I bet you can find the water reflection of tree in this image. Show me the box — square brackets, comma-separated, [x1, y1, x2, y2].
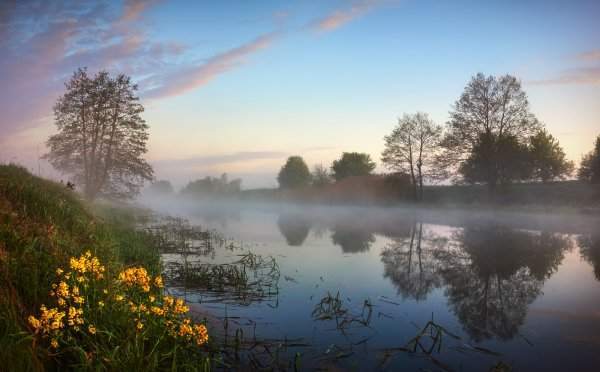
[381, 223, 445, 301]
[437, 227, 571, 341]
[277, 213, 311, 246]
[578, 234, 600, 281]
[330, 224, 375, 253]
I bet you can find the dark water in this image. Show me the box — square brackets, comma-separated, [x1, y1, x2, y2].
[152, 202, 600, 371]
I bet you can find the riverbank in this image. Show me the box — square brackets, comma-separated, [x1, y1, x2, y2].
[0, 165, 210, 370]
[235, 178, 600, 214]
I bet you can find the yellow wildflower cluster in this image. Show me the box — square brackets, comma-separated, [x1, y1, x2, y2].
[28, 305, 65, 334]
[118, 267, 162, 292]
[177, 319, 209, 346]
[69, 250, 105, 280]
[28, 253, 210, 351]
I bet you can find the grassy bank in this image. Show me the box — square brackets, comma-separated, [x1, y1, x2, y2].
[0, 165, 210, 371]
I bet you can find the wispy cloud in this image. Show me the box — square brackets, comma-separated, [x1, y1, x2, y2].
[145, 32, 279, 99]
[311, 0, 380, 32]
[576, 49, 600, 62]
[0, 0, 181, 139]
[152, 151, 288, 169]
[530, 49, 600, 86]
[531, 67, 600, 86]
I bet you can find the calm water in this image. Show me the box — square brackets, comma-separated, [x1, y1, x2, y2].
[151, 201, 600, 371]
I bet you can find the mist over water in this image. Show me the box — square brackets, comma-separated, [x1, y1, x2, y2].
[139, 195, 600, 371]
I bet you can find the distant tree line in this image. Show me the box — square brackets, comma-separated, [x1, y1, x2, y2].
[146, 173, 241, 198]
[276, 73, 599, 202]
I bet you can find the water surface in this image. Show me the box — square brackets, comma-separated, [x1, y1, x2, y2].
[152, 202, 600, 371]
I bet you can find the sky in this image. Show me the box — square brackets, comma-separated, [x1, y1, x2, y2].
[0, 0, 599, 189]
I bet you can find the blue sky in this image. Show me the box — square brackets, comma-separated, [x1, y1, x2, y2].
[1, 0, 599, 188]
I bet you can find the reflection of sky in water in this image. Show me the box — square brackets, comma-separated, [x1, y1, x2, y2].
[158, 205, 600, 371]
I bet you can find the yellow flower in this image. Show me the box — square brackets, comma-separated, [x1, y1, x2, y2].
[119, 267, 151, 291]
[136, 321, 144, 331]
[115, 294, 124, 302]
[28, 315, 41, 330]
[56, 281, 69, 298]
[150, 306, 164, 316]
[149, 295, 156, 302]
[103, 289, 108, 295]
[56, 268, 64, 276]
[57, 298, 66, 307]
[98, 301, 105, 308]
[193, 324, 209, 346]
[154, 276, 164, 288]
[50, 339, 59, 349]
[88, 325, 96, 335]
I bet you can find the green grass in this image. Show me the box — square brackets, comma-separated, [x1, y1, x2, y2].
[0, 164, 208, 371]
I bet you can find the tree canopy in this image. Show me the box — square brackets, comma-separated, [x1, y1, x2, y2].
[46, 68, 153, 200]
[331, 152, 376, 181]
[180, 173, 241, 197]
[578, 135, 600, 184]
[528, 129, 573, 182]
[440, 73, 541, 189]
[147, 180, 174, 195]
[277, 156, 311, 189]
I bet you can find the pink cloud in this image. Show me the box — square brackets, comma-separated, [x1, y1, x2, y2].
[145, 32, 278, 99]
[0, 0, 179, 140]
[120, 0, 161, 23]
[530, 67, 600, 86]
[311, 0, 379, 32]
[576, 49, 600, 62]
[530, 49, 600, 86]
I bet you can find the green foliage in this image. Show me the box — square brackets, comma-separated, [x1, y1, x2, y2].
[528, 129, 573, 182]
[459, 133, 531, 188]
[277, 156, 311, 189]
[331, 152, 376, 181]
[578, 135, 600, 184]
[180, 174, 241, 197]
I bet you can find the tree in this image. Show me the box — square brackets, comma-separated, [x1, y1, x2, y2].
[311, 163, 332, 187]
[277, 156, 311, 189]
[440, 73, 541, 190]
[528, 129, 573, 182]
[180, 173, 241, 197]
[147, 180, 174, 195]
[381, 112, 442, 200]
[46, 68, 153, 200]
[578, 135, 600, 184]
[459, 133, 531, 187]
[331, 152, 376, 181]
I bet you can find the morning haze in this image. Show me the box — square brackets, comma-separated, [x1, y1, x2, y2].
[1, 0, 600, 371]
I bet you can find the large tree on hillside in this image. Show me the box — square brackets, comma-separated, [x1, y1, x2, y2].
[381, 112, 442, 201]
[277, 156, 312, 189]
[46, 68, 153, 200]
[578, 135, 600, 184]
[331, 152, 376, 181]
[440, 73, 541, 189]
